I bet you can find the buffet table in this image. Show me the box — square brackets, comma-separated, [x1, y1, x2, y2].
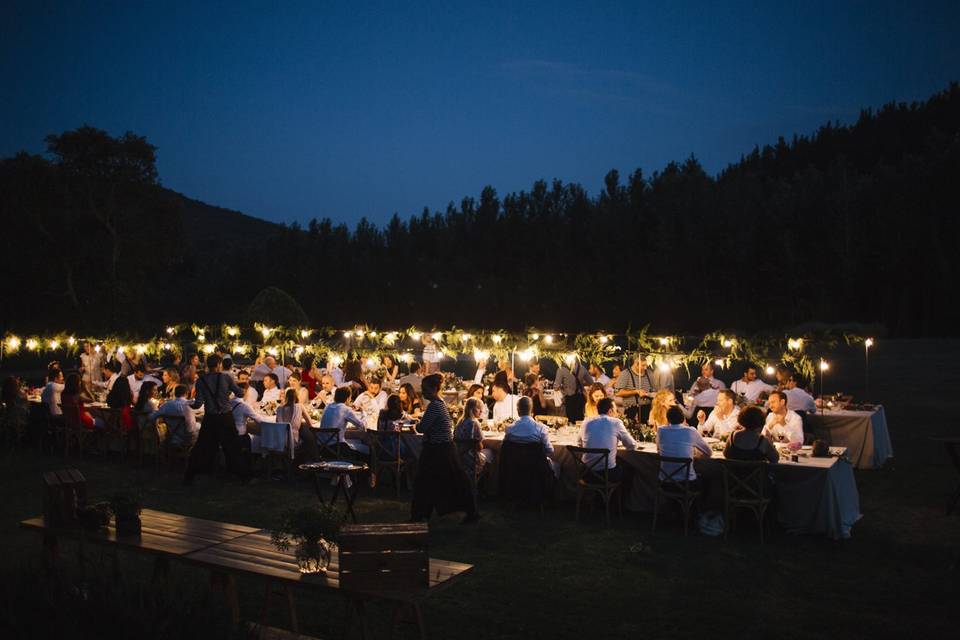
[806, 406, 892, 469]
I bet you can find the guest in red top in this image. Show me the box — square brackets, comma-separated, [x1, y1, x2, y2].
[300, 355, 320, 400]
[61, 373, 104, 430]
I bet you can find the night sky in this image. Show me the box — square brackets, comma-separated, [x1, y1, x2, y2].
[2, 1, 958, 227]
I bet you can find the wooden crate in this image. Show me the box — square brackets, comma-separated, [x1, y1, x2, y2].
[42, 469, 87, 527]
[337, 523, 428, 592]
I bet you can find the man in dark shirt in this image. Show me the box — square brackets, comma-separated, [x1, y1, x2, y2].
[184, 353, 252, 485]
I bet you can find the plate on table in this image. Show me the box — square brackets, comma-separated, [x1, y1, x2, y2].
[324, 460, 356, 469]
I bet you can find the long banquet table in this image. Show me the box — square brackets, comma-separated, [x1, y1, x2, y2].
[805, 406, 892, 469]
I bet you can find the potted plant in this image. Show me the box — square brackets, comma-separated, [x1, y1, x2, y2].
[110, 492, 142, 536]
[271, 505, 341, 573]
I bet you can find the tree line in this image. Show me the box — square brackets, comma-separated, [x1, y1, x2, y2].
[1, 84, 958, 337]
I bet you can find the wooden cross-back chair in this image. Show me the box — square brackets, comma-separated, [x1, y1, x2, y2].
[567, 445, 622, 525]
[721, 459, 772, 543]
[652, 455, 701, 536]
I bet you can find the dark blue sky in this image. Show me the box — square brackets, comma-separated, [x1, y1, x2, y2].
[3, 1, 959, 227]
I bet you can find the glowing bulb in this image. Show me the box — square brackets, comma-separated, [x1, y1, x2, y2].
[48, 339, 60, 350]
[94, 345, 101, 353]
[202, 344, 216, 355]
[545, 335, 554, 345]
[599, 335, 609, 344]
[227, 327, 239, 337]
[330, 354, 344, 367]
[5, 336, 21, 351]
[135, 344, 147, 355]
[460, 333, 472, 342]
[266, 347, 279, 357]
[356, 330, 365, 338]
[765, 365, 775, 375]
[788, 338, 803, 350]
[518, 348, 534, 362]
[369, 331, 377, 338]
[166, 326, 175, 335]
[491, 334, 503, 344]
[401, 353, 413, 364]
[67, 336, 76, 346]
[410, 331, 422, 341]
[385, 332, 398, 343]
[474, 349, 489, 363]
[295, 346, 305, 356]
[820, 360, 830, 372]
[530, 334, 540, 341]
[865, 338, 874, 348]
[431, 332, 442, 341]
[722, 339, 732, 348]
[261, 327, 272, 338]
[343, 331, 352, 338]
[162, 343, 172, 351]
[197, 333, 205, 342]
[714, 359, 724, 367]
[658, 362, 671, 373]
[365, 357, 377, 368]
[26, 338, 39, 351]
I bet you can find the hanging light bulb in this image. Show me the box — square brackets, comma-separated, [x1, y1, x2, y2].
[518, 348, 535, 362]
[401, 352, 413, 364]
[460, 333, 472, 342]
[659, 337, 669, 346]
[166, 326, 175, 335]
[5, 336, 21, 352]
[226, 326, 239, 337]
[722, 339, 732, 348]
[26, 338, 39, 351]
[48, 339, 60, 350]
[819, 359, 830, 372]
[545, 335, 554, 345]
[343, 330, 353, 338]
[658, 361, 671, 373]
[865, 338, 874, 348]
[531, 333, 540, 341]
[599, 335, 609, 344]
[714, 359, 724, 367]
[491, 334, 503, 344]
[431, 331, 442, 341]
[474, 349, 489, 363]
[356, 330, 365, 338]
[765, 365, 775, 375]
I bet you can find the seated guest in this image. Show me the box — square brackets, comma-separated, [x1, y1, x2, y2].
[762, 390, 804, 445]
[150, 384, 198, 445]
[730, 364, 774, 403]
[579, 397, 637, 483]
[133, 381, 160, 423]
[313, 374, 336, 407]
[381, 355, 400, 384]
[318, 386, 369, 455]
[354, 376, 388, 429]
[588, 363, 611, 387]
[584, 382, 607, 419]
[236, 381, 260, 412]
[398, 382, 422, 417]
[697, 389, 740, 439]
[106, 365, 133, 409]
[277, 388, 319, 461]
[657, 407, 713, 483]
[490, 381, 521, 423]
[250, 356, 270, 383]
[260, 373, 281, 406]
[61, 372, 105, 429]
[94, 361, 120, 392]
[725, 406, 779, 463]
[376, 394, 412, 460]
[648, 388, 676, 428]
[521, 373, 549, 416]
[783, 375, 817, 413]
[41, 368, 65, 417]
[179, 353, 200, 388]
[504, 397, 557, 476]
[455, 397, 494, 488]
[688, 362, 726, 418]
[300, 356, 321, 399]
[324, 359, 344, 387]
[342, 356, 367, 396]
[466, 383, 484, 402]
[397, 361, 424, 393]
[160, 367, 180, 399]
[128, 364, 161, 403]
[265, 356, 292, 387]
[228, 391, 260, 449]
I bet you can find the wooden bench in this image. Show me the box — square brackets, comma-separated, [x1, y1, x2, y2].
[20, 509, 473, 639]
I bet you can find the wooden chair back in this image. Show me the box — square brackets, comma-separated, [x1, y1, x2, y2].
[338, 522, 429, 592]
[722, 459, 769, 503]
[654, 455, 695, 493]
[315, 428, 342, 459]
[567, 446, 613, 486]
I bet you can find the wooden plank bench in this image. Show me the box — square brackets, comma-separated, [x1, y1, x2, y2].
[20, 509, 473, 639]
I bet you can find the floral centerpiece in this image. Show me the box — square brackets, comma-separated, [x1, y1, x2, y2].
[271, 505, 341, 573]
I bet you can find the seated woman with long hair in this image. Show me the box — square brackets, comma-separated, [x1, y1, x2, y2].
[583, 382, 608, 419]
[724, 406, 779, 463]
[376, 394, 412, 460]
[61, 372, 105, 430]
[160, 368, 180, 399]
[398, 383, 422, 417]
[648, 388, 677, 428]
[276, 387, 319, 462]
[133, 381, 159, 435]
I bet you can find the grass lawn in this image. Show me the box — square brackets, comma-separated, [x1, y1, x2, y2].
[2, 339, 959, 639]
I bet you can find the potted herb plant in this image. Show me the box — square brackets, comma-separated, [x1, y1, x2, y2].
[110, 492, 142, 536]
[271, 505, 341, 573]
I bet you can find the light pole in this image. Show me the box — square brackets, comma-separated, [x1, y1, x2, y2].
[864, 338, 874, 401]
[819, 359, 830, 415]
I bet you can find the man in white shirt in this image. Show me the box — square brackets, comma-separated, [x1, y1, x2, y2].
[762, 390, 805, 445]
[95, 362, 120, 392]
[41, 369, 65, 416]
[397, 362, 423, 393]
[697, 389, 741, 439]
[730, 364, 774, 403]
[128, 365, 161, 402]
[260, 373, 281, 406]
[490, 381, 521, 423]
[657, 407, 713, 482]
[353, 377, 388, 429]
[504, 397, 558, 476]
[313, 374, 336, 407]
[318, 387, 369, 454]
[688, 362, 727, 417]
[80, 342, 103, 387]
[579, 398, 637, 483]
[238, 381, 261, 411]
[149, 385, 198, 445]
[783, 376, 817, 413]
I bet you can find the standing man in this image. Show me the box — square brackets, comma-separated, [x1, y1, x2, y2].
[554, 356, 593, 422]
[730, 363, 774, 403]
[614, 354, 669, 424]
[185, 354, 252, 485]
